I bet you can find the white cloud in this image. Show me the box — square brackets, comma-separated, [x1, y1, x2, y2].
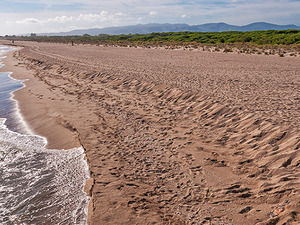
[14, 11, 126, 25]
[16, 18, 40, 24]
[1, 0, 300, 35]
[100, 10, 108, 17]
[77, 13, 107, 22]
[1, 10, 131, 35]
[149, 11, 157, 16]
[181, 14, 188, 19]
[48, 16, 75, 23]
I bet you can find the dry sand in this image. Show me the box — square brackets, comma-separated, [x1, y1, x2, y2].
[0, 40, 299, 224]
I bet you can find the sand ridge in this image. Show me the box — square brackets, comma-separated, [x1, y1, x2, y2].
[0, 40, 299, 224]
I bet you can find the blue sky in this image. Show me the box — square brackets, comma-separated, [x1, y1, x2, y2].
[0, 0, 300, 35]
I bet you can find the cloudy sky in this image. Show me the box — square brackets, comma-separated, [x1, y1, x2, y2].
[1, 0, 300, 35]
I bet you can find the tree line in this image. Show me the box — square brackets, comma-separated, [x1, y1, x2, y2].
[2, 29, 300, 46]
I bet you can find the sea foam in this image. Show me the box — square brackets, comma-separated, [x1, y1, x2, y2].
[0, 45, 90, 224]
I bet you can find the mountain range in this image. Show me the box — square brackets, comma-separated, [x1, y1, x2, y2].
[38, 22, 300, 36]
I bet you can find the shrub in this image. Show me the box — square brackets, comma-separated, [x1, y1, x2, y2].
[224, 48, 233, 53]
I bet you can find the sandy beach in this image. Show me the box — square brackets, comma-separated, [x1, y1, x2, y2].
[0, 40, 299, 224]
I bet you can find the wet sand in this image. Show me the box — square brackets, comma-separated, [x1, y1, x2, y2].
[0, 40, 299, 224]
[0, 47, 80, 149]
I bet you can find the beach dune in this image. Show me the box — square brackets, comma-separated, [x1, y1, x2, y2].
[1, 40, 299, 224]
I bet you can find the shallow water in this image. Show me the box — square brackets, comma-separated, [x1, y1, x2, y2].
[0, 46, 89, 224]
[0, 71, 27, 133]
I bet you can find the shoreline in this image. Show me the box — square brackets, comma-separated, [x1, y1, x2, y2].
[0, 43, 93, 223]
[0, 40, 299, 224]
[0, 46, 81, 149]
[7, 71, 34, 135]
[0, 45, 90, 224]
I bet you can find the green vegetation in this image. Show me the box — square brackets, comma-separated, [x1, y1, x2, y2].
[2, 29, 300, 56]
[4, 29, 299, 45]
[99, 29, 300, 45]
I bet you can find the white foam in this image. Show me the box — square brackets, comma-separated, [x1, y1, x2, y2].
[8, 72, 34, 135]
[0, 46, 40, 135]
[0, 45, 90, 224]
[0, 118, 90, 224]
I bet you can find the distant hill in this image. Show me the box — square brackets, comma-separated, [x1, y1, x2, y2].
[38, 22, 300, 36]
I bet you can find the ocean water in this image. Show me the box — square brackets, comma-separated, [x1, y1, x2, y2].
[0, 46, 90, 224]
